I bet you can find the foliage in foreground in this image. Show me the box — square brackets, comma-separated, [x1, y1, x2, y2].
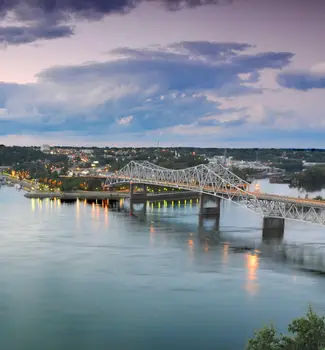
[246, 307, 325, 350]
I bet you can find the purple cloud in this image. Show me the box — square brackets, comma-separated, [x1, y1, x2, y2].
[277, 70, 325, 91]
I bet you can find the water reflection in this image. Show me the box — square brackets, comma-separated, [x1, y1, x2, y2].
[222, 243, 229, 265]
[31, 198, 35, 212]
[104, 206, 109, 228]
[76, 198, 80, 226]
[2, 186, 325, 350]
[27, 196, 325, 274]
[245, 252, 260, 296]
[91, 202, 96, 220]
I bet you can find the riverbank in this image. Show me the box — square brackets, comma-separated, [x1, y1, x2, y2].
[0, 173, 35, 190]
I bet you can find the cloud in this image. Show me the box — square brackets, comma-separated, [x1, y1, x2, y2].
[0, 40, 296, 143]
[39, 41, 293, 96]
[0, 23, 73, 45]
[0, 0, 232, 45]
[118, 115, 134, 125]
[277, 70, 325, 91]
[170, 41, 252, 60]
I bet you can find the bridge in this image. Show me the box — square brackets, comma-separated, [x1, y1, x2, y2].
[105, 160, 325, 235]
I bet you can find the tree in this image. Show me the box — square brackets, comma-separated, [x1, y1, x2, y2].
[292, 166, 325, 191]
[246, 325, 281, 350]
[60, 178, 83, 192]
[87, 178, 102, 191]
[246, 307, 325, 350]
[283, 307, 325, 350]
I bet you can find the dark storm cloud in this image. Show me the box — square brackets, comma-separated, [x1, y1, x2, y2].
[0, 0, 231, 15]
[0, 0, 232, 45]
[277, 71, 325, 91]
[0, 23, 73, 45]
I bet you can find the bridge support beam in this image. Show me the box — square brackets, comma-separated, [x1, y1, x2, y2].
[262, 217, 285, 241]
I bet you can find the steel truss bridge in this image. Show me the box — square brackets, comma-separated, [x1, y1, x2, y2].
[105, 161, 325, 226]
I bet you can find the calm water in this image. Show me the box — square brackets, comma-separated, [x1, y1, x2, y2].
[1, 184, 325, 350]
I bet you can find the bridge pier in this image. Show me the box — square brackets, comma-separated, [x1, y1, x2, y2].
[262, 217, 285, 241]
[129, 183, 147, 217]
[130, 183, 147, 199]
[199, 194, 221, 229]
[199, 193, 221, 216]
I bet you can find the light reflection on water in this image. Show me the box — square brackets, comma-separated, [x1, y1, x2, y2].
[0, 185, 325, 350]
[245, 252, 260, 296]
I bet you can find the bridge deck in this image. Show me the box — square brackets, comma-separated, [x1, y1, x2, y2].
[215, 188, 325, 208]
[111, 177, 325, 208]
[105, 161, 325, 226]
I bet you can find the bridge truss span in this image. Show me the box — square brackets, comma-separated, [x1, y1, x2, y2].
[105, 161, 325, 226]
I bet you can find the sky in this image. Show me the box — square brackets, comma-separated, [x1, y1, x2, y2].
[0, 0, 324, 147]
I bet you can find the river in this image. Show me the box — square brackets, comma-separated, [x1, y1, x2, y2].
[0, 182, 325, 350]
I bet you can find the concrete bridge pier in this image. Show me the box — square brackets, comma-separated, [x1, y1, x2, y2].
[129, 183, 147, 217]
[262, 217, 285, 242]
[199, 193, 221, 229]
[130, 183, 147, 199]
[199, 193, 221, 216]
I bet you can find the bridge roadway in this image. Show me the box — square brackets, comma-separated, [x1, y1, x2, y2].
[209, 187, 325, 209]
